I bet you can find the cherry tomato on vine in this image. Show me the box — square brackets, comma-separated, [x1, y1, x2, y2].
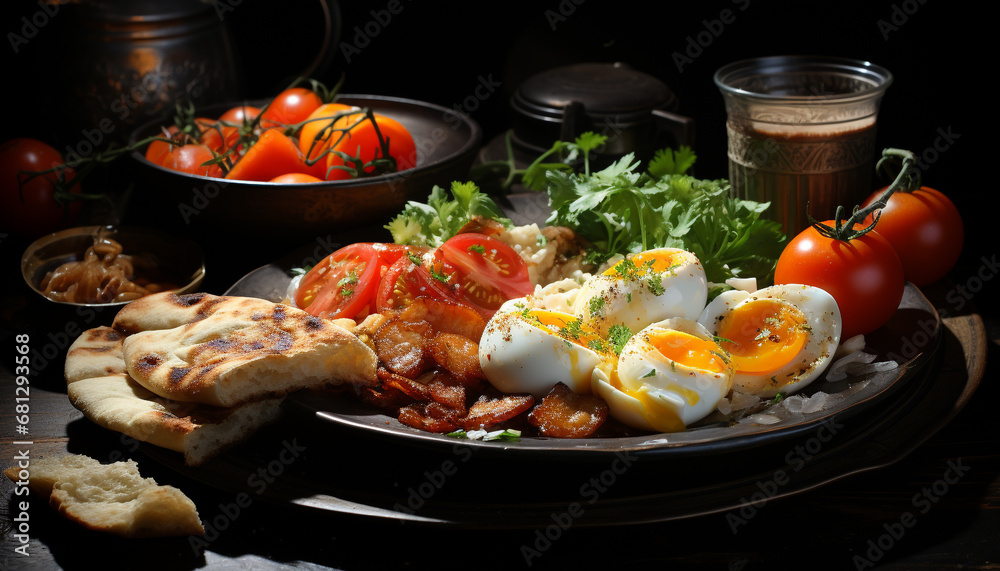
[325, 111, 416, 180]
[774, 221, 905, 339]
[298, 102, 356, 168]
[296, 243, 383, 319]
[432, 233, 534, 317]
[162, 144, 222, 177]
[260, 87, 324, 130]
[145, 125, 180, 165]
[861, 186, 964, 287]
[0, 138, 81, 237]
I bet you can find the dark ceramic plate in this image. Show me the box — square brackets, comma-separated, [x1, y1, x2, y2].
[225, 252, 940, 458]
[139, 214, 961, 528]
[140, 303, 966, 528]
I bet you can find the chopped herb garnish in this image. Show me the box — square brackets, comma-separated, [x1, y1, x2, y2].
[589, 297, 606, 317]
[290, 266, 312, 276]
[754, 328, 772, 342]
[428, 266, 451, 283]
[468, 244, 486, 254]
[647, 273, 665, 296]
[608, 324, 633, 355]
[559, 318, 583, 340]
[772, 392, 786, 404]
[641, 369, 656, 378]
[407, 251, 423, 266]
[587, 338, 606, 352]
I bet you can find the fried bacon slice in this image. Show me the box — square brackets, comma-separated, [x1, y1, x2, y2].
[426, 372, 468, 414]
[428, 333, 484, 387]
[527, 382, 609, 438]
[397, 401, 462, 433]
[399, 297, 486, 340]
[377, 367, 430, 401]
[458, 393, 534, 431]
[373, 318, 434, 378]
[359, 384, 412, 412]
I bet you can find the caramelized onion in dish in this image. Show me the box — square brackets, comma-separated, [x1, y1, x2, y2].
[40, 232, 178, 304]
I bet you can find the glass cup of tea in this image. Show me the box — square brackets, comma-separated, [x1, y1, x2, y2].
[714, 55, 893, 238]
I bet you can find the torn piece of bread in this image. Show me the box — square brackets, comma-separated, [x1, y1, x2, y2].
[65, 326, 283, 466]
[113, 292, 378, 407]
[3, 454, 204, 538]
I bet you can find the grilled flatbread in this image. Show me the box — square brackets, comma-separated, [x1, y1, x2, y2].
[65, 326, 283, 466]
[112, 292, 378, 407]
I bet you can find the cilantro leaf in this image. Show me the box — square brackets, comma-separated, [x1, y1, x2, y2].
[385, 181, 512, 247]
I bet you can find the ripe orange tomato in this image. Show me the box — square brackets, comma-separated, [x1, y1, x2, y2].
[298, 103, 357, 167]
[268, 173, 324, 183]
[325, 111, 416, 180]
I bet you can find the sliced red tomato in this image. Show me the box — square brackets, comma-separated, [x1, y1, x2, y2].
[371, 243, 429, 267]
[376, 255, 456, 313]
[434, 233, 534, 316]
[296, 243, 382, 319]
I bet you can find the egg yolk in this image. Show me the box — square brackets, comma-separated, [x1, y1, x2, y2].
[523, 309, 604, 350]
[714, 299, 808, 375]
[646, 329, 728, 374]
[602, 250, 685, 279]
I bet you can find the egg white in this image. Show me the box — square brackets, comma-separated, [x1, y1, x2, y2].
[593, 318, 733, 432]
[573, 247, 708, 336]
[696, 284, 842, 398]
[478, 303, 609, 398]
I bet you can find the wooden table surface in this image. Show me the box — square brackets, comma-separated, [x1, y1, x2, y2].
[1, 248, 997, 571]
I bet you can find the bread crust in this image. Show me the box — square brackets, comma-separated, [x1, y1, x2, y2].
[113, 292, 377, 407]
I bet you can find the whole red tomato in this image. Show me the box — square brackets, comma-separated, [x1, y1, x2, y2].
[775, 221, 905, 340]
[260, 87, 323, 130]
[861, 186, 963, 287]
[0, 138, 81, 238]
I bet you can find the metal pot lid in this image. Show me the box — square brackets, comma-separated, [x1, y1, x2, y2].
[511, 62, 678, 124]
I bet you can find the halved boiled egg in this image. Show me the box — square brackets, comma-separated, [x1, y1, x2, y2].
[593, 318, 733, 432]
[479, 302, 611, 398]
[572, 248, 708, 336]
[696, 284, 841, 398]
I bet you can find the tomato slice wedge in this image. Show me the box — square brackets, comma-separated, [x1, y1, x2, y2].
[376, 254, 456, 313]
[435, 233, 534, 316]
[295, 243, 382, 319]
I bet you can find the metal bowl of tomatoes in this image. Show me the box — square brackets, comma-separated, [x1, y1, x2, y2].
[126, 94, 482, 243]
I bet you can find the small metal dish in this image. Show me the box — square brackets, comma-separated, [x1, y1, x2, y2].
[21, 225, 206, 309]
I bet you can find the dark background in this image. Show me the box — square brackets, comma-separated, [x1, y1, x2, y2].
[0, 3, 995, 570]
[1, 0, 984, 280]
